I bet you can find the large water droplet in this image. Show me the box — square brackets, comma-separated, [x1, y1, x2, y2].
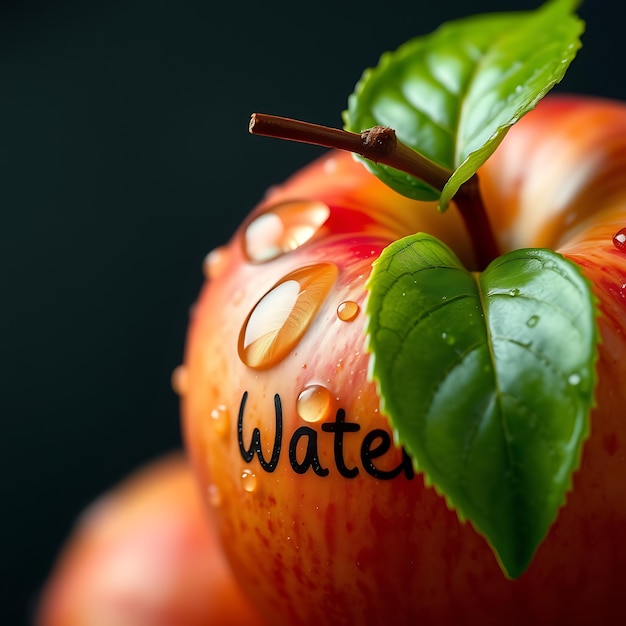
[238, 263, 338, 369]
[613, 227, 626, 251]
[337, 300, 360, 322]
[243, 200, 330, 262]
[297, 384, 333, 423]
[210, 405, 230, 436]
[241, 468, 257, 493]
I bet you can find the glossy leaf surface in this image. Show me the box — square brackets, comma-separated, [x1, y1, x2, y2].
[344, 0, 584, 209]
[366, 233, 598, 577]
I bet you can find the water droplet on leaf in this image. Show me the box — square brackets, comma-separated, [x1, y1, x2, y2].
[527, 315, 539, 328]
[509, 288, 520, 297]
[243, 200, 330, 262]
[568, 373, 581, 386]
[297, 384, 333, 423]
[442, 332, 456, 346]
[239, 263, 338, 369]
[337, 300, 360, 322]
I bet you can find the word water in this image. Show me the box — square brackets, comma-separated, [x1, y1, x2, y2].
[237, 391, 415, 481]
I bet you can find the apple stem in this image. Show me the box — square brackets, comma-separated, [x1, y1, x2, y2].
[249, 113, 500, 269]
[454, 177, 501, 270]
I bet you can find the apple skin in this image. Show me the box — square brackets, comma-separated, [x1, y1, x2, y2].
[180, 96, 626, 626]
[35, 453, 267, 626]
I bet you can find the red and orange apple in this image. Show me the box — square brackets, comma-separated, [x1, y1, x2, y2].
[39, 4, 626, 625]
[180, 95, 626, 625]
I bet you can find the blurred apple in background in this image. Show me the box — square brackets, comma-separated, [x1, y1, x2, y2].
[36, 453, 266, 626]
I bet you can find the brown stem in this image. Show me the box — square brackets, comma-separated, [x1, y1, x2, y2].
[249, 113, 500, 269]
[455, 176, 501, 270]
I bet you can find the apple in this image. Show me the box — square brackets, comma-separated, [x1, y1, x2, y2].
[179, 91, 626, 626]
[177, 3, 626, 624]
[35, 453, 267, 626]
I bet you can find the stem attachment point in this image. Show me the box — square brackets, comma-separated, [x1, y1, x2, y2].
[249, 113, 501, 269]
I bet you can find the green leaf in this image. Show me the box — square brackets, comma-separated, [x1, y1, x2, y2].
[343, 0, 584, 210]
[366, 233, 598, 578]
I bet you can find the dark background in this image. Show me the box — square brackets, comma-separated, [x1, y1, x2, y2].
[2, 0, 622, 623]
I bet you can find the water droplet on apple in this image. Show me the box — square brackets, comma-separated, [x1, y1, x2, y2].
[297, 384, 333, 423]
[243, 200, 330, 262]
[238, 263, 338, 369]
[210, 404, 230, 436]
[207, 484, 221, 507]
[337, 300, 360, 322]
[613, 227, 626, 250]
[241, 468, 257, 493]
[527, 315, 539, 328]
[170, 365, 188, 395]
[203, 246, 230, 279]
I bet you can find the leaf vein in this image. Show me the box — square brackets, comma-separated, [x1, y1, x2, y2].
[399, 92, 456, 140]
